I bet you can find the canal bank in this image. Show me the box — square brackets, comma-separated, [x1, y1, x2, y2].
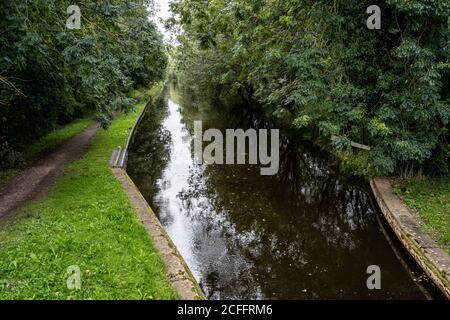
[371, 178, 450, 299]
[111, 167, 204, 299]
[0, 93, 178, 299]
[126, 88, 441, 299]
[111, 94, 204, 300]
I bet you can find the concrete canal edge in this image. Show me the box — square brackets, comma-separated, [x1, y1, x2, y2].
[111, 101, 205, 300]
[370, 178, 450, 299]
[111, 168, 204, 300]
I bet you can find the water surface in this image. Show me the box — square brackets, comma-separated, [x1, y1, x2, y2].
[127, 92, 434, 299]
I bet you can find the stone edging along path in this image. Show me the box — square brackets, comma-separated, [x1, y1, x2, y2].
[111, 101, 205, 300]
[111, 168, 204, 300]
[371, 178, 450, 299]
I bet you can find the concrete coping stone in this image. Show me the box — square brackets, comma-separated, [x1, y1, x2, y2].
[371, 178, 450, 299]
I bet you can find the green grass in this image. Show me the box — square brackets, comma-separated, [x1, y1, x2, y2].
[0, 102, 178, 300]
[26, 118, 95, 161]
[397, 177, 450, 254]
[0, 117, 95, 186]
[0, 169, 18, 188]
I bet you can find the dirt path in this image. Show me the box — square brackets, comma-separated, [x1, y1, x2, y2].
[0, 123, 99, 219]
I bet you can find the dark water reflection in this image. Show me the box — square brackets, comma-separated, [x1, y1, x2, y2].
[127, 91, 433, 299]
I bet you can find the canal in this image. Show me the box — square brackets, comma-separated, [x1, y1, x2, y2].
[127, 88, 436, 299]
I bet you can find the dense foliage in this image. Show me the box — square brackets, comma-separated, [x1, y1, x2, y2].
[0, 0, 167, 169]
[171, 0, 450, 177]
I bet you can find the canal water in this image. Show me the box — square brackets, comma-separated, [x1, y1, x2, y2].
[127, 90, 435, 299]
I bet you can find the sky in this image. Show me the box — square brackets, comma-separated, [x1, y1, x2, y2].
[152, 0, 173, 42]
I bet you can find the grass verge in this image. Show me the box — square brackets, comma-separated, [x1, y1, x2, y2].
[0, 117, 95, 186]
[0, 101, 178, 299]
[395, 177, 450, 255]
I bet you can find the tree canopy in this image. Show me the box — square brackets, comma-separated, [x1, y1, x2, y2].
[0, 0, 167, 168]
[171, 0, 450, 177]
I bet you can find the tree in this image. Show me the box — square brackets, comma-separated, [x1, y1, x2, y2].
[171, 0, 450, 177]
[0, 0, 167, 168]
